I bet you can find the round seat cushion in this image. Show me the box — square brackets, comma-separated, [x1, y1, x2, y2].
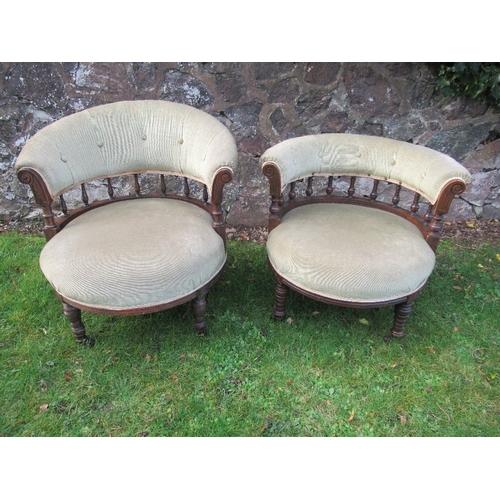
[40, 198, 226, 311]
[266, 204, 436, 303]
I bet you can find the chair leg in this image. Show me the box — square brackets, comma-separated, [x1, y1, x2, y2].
[193, 291, 207, 335]
[62, 301, 95, 346]
[388, 302, 413, 339]
[273, 280, 288, 320]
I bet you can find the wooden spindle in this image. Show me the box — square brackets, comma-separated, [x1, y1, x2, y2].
[392, 184, 401, 207]
[429, 212, 443, 249]
[411, 193, 421, 215]
[268, 194, 282, 232]
[424, 204, 433, 223]
[390, 303, 413, 338]
[289, 182, 297, 201]
[59, 194, 68, 216]
[306, 177, 313, 197]
[273, 281, 288, 321]
[348, 176, 356, 198]
[326, 176, 334, 196]
[160, 175, 167, 196]
[370, 179, 379, 201]
[193, 293, 207, 335]
[81, 183, 89, 206]
[183, 177, 190, 198]
[107, 178, 114, 199]
[134, 174, 141, 196]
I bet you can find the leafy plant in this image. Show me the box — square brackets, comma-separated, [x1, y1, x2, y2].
[435, 62, 500, 109]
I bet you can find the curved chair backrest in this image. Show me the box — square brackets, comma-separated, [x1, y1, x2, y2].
[260, 133, 472, 339]
[260, 133, 470, 205]
[15, 100, 237, 199]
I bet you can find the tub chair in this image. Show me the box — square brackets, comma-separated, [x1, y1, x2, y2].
[261, 133, 471, 339]
[16, 100, 237, 345]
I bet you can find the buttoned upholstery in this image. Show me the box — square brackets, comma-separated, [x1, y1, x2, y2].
[261, 133, 470, 205]
[16, 100, 237, 198]
[261, 133, 471, 338]
[15, 100, 236, 344]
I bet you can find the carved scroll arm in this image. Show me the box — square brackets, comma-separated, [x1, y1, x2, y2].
[426, 179, 467, 252]
[17, 167, 57, 241]
[210, 167, 233, 242]
[262, 161, 284, 233]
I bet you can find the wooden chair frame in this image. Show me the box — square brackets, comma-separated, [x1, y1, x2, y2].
[262, 144, 468, 339]
[17, 168, 233, 345]
[16, 100, 235, 345]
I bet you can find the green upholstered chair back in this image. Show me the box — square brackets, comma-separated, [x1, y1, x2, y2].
[15, 100, 238, 199]
[260, 133, 470, 205]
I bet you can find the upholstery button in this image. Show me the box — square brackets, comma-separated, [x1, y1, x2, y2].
[142, 134, 147, 140]
[97, 140, 103, 147]
[60, 155, 67, 162]
[179, 138, 184, 144]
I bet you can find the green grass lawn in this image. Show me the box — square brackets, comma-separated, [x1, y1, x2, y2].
[1, 231, 499, 437]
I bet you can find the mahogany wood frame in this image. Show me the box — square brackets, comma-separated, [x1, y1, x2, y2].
[262, 161, 467, 339]
[17, 167, 232, 345]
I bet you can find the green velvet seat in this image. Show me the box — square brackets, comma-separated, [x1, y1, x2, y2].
[267, 204, 436, 303]
[40, 198, 226, 311]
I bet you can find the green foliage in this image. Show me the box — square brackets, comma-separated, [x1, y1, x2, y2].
[435, 62, 500, 109]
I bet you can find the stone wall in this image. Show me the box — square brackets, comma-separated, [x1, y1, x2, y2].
[1, 62, 499, 227]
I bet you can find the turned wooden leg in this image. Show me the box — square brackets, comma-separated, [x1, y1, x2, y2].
[62, 301, 95, 346]
[388, 302, 413, 339]
[273, 280, 288, 320]
[193, 291, 207, 336]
